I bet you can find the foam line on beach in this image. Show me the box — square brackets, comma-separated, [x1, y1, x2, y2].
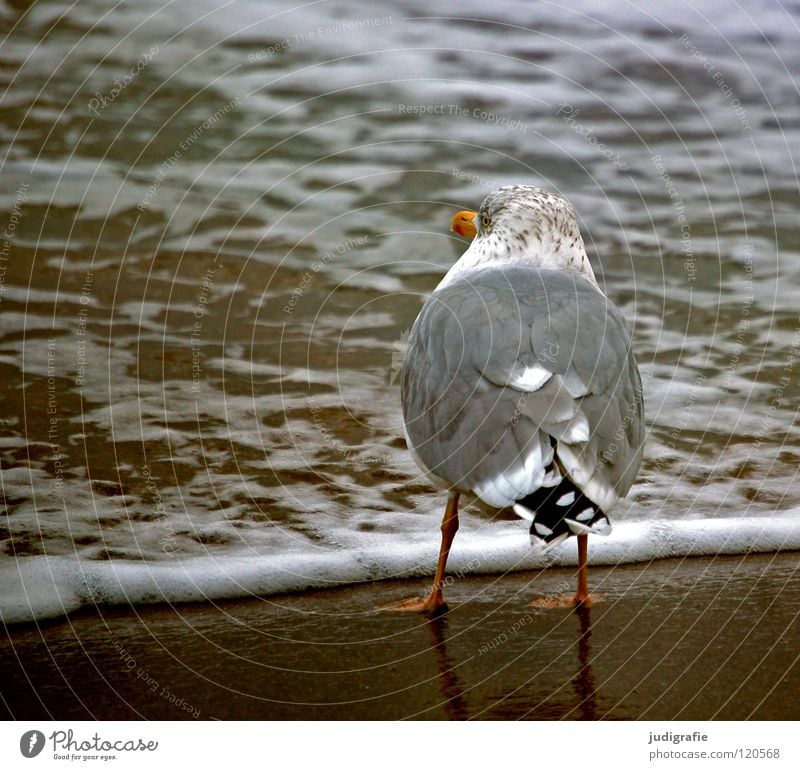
[2, 514, 799, 624]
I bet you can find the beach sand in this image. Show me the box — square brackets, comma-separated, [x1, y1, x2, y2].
[1, 552, 798, 720]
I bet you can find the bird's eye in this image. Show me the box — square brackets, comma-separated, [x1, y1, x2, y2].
[480, 212, 492, 229]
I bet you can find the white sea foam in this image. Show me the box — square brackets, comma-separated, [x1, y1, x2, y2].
[2, 513, 799, 625]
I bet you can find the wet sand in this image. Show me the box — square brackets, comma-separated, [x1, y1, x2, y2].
[1, 553, 798, 720]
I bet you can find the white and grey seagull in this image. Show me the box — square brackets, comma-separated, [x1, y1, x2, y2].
[399, 185, 644, 614]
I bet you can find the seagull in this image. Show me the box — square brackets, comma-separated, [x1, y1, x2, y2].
[400, 185, 644, 614]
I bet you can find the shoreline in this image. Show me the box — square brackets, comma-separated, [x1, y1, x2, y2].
[3, 514, 800, 626]
[2, 552, 798, 720]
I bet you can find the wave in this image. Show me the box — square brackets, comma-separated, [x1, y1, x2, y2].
[2, 514, 799, 625]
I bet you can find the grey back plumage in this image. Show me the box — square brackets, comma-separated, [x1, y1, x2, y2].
[401, 265, 644, 513]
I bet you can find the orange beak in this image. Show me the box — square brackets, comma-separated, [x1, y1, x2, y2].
[450, 209, 478, 239]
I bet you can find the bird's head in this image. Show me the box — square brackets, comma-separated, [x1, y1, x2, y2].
[447, 185, 597, 287]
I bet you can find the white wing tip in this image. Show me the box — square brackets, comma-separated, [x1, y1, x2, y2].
[509, 363, 552, 392]
[565, 517, 613, 537]
[513, 503, 535, 522]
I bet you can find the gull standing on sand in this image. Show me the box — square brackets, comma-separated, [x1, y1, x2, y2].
[400, 186, 644, 614]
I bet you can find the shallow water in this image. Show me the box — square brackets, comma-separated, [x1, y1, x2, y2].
[1, 0, 799, 622]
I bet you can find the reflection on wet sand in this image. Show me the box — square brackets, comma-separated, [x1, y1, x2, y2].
[424, 603, 599, 720]
[1, 556, 798, 719]
[427, 617, 471, 721]
[572, 605, 598, 721]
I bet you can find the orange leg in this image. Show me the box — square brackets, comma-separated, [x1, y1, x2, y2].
[421, 492, 460, 614]
[531, 533, 597, 609]
[384, 493, 460, 615]
[575, 533, 589, 606]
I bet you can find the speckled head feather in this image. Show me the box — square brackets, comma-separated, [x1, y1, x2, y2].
[440, 185, 598, 290]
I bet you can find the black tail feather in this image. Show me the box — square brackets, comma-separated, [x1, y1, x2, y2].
[513, 474, 610, 547]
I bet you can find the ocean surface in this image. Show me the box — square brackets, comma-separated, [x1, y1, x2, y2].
[1, 0, 799, 623]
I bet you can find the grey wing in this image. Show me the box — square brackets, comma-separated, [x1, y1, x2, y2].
[401, 267, 644, 512]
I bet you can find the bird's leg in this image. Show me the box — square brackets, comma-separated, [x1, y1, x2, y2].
[574, 533, 590, 606]
[531, 532, 597, 609]
[383, 492, 460, 615]
[421, 492, 460, 614]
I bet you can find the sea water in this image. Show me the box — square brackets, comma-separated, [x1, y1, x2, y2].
[1, 0, 799, 623]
